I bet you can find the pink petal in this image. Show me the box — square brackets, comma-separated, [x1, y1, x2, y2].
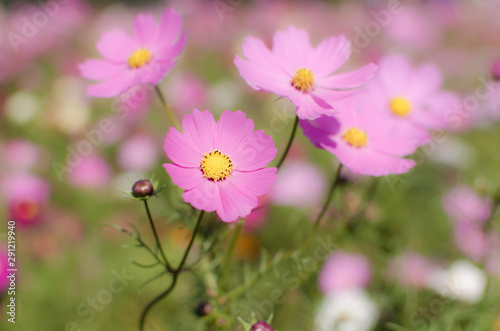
[329, 142, 415, 176]
[159, 9, 183, 46]
[134, 60, 176, 85]
[216, 180, 258, 223]
[181, 109, 217, 153]
[157, 30, 187, 60]
[96, 29, 136, 63]
[231, 130, 277, 171]
[317, 63, 377, 89]
[164, 128, 203, 167]
[182, 180, 218, 213]
[295, 92, 335, 120]
[214, 110, 254, 156]
[234, 56, 290, 94]
[86, 71, 135, 98]
[310, 35, 351, 78]
[230, 168, 277, 197]
[133, 14, 159, 48]
[272, 26, 312, 76]
[312, 86, 366, 103]
[163, 164, 202, 190]
[370, 135, 417, 157]
[79, 59, 124, 81]
[241, 36, 284, 73]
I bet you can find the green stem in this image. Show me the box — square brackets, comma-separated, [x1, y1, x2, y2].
[154, 85, 181, 130]
[219, 220, 243, 292]
[224, 164, 343, 300]
[276, 115, 299, 169]
[139, 211, 205, 331]
[144, 200, 172, 272]
[313, 163, 343, 229]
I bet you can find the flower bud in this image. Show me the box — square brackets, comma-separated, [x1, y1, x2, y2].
[195, 301, 213, 317]
[132, 179, 154, 197]
[251, 321, 274, 331]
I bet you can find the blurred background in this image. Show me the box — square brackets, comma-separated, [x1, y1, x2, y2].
[1, 0, 500, 330]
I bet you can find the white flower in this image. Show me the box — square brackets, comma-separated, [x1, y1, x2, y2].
[315, 289, 379, 331]
[426, 260, 487, 303]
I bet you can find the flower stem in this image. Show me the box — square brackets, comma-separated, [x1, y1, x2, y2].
[143, 200, 172, 272]
[313, 163, 343, 229]
[219, 220, 243, 292]
[276, 115, 299, 169]
[139, 210, 205, 331]
[154, 85, 181, 130]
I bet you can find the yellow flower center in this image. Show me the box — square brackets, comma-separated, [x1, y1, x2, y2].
[200, 149, 234, 181]
[291, 67, 315, 92]
[342, 128, 368, 148]
[390, 97, 411, 116]
[128, 48, 152, 68]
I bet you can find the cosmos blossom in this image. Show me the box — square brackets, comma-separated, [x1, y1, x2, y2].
[163, 109, 277, 223]
[234, 26, 377, 120]
[79, 9, 186, 98]
[301, 96, 417, 176]
[366, 54, 460, 142]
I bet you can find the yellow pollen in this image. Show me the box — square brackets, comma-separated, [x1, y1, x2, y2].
[342, 128, 368, 148]
[291, 67, 315, 92]
[128, 48, 152, 68]
[200, 149, 234, 181]
[390, 97, 411, 116]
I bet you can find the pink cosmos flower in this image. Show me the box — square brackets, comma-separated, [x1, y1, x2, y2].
[442, 186, 492, 225]
[301, 96, 417, 176]
[454, 221, 488, 262]
[79, 9, 186, 98]
[234, 26, 377, 120]
[163, 109, 277, 223]
[318, 251, 372, 294]
[2, 174, 51, 227]
[366, 54, 460, 142]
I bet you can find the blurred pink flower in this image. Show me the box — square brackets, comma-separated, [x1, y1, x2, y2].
[163, 109, 277, 222]
[0, 250, 9, 293]
[318, 251, 372, 294]
[367, 55, 460, 143]
[2, 174, 51, 227]
[116, 85, 153, 123]
[79, 9, 186, 98]
[118, 134, 158, 171]
[269, 160, 325, 207]
[2, 139, 41, 173]
[442, 186, 491, 224]
[234, 26, 377, 120]
[68, 154, 111, 189]
[164, 73, 208, 115]
[300, 96, 417, 176]
[454, 221, 488, 262]
[389, 253, 435, 288]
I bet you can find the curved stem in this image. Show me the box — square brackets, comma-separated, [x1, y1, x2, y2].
[313, 163, 343, 229]
[219, 220, 243, 292]
[144, 200, 172, 272]
[139, 210, 205, 331]
[276, 115, 299, 169]
[154, 85, 181, 130]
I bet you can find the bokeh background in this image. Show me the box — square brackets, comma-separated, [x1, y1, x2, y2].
[1, 0, 500, 330]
